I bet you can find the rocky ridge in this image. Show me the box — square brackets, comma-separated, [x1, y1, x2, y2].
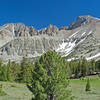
[0, 15, 100, 62]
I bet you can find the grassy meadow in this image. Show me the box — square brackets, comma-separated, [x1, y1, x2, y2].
[70, 75, 100, 100]
[0, 82, 32, 100]
[0, 75, 100, 100]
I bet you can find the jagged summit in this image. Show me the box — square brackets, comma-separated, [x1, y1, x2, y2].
[68, 15, 100, 30]
[78, 15, 100, 20]
[1, 15, 100, 34]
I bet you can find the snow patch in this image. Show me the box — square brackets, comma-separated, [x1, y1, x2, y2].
[56, 39, 68, 51]
[67, 57, 79, 61]
[67, 53, 100, 61]
[67, 58, 75, 61]
[56, 40, 76, 57]
[63, 41, 76, 56]
[78, 37, 86, 44]
[86, 53, 100, 60]
[88, 31, 92, 35]
[81, 32, 86, 36]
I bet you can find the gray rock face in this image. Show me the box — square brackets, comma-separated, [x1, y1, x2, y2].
[0, 23, 67, 62]
[0, 15, 100, 62]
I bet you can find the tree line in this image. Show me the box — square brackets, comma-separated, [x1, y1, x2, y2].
[67, 58, 100, 78]
[0, 55, 100, 83]
[0, 51, 100, 100]
[0, 57, 33, 83]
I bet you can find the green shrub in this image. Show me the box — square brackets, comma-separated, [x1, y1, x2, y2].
[0, 84, 6, 96]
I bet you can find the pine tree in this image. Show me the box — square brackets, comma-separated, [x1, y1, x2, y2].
[85, 78, 91, 91]
[6, 60, 14, 81]
[89, 60, 96, 74]
[11, 62, 21, 81]
[0, 60, 7, 81]
[81, 59, 88, 77]
[95, 60, 100, 72]
[27, 50, 73, 100]
[19, 57, 33, 83]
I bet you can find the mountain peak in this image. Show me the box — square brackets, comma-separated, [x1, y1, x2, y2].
[68, 15, 100, 30]
[78, 15, 100, 22]
[78, 15, 100, 19]
[78, 15, 93, 18]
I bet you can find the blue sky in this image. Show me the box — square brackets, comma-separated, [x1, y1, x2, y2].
[0, 0, 100, 29]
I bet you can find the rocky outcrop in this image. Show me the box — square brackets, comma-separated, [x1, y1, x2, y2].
[0, 23, 65, 62]
[14, 23, 30, 37]
[39, 24, 59, 35]
[29, 26, 38, 36]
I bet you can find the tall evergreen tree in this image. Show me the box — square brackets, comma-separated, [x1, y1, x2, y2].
[85, 78, 91, 91]
[6, 60, 14, 81]
[11, 62, 21, 81]
[81, 59, 88, 77]
[95, 60, 100, 72]
[27, 50, 73, 100]
[0, 60, 7, 81]
[89, 60, 96, 74]
[19, 57, 33, 83]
